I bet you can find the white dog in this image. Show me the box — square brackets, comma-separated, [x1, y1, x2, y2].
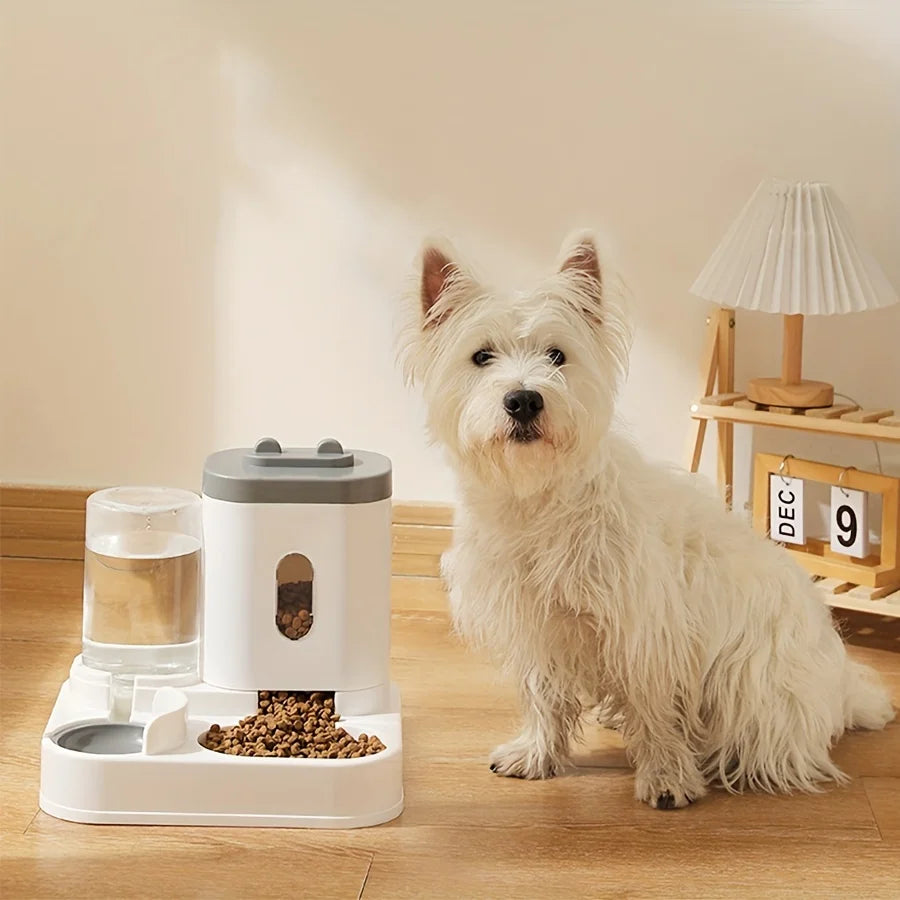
[399, 231, 894, 809]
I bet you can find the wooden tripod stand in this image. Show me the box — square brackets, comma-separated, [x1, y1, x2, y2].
[687, 308, 736, 506]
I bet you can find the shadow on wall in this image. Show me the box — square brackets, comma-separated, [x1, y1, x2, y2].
[2, 1, 898, 500]
[1, 2, 222, 489]
[212, 1, 899, 497]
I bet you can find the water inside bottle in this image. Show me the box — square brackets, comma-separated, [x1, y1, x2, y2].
[82, 531, 201, 675]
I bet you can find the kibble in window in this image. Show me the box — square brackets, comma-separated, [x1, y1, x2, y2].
[276, 553, 313, 640]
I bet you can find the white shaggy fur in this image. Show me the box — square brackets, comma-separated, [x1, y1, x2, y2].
[398, 231, 894, 809]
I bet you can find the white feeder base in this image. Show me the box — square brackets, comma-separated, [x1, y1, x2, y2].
[39, 658, 403, 829]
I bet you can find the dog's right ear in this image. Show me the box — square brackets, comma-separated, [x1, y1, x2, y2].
[419, 240, 473, 327]
[421, 246, 454, 316]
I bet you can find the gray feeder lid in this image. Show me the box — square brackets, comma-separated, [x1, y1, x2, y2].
[202, 438, 392, 504]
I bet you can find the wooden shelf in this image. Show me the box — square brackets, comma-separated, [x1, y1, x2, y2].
[817, 577, 900, 618]
[690, 401, 900, 443]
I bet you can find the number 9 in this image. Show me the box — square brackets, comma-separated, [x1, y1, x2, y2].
[835, 504, 857, 549]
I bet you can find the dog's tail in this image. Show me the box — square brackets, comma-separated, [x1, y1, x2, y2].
[842, 659, 895, 731]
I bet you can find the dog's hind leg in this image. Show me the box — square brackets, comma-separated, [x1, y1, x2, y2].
[489, 672, 581, 780]
[843, 659, 895, 731]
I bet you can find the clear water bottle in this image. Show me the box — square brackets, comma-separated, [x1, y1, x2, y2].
[82, 487, 202, 675]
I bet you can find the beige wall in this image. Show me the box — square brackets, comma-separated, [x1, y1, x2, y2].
[2, 1, 898, 503]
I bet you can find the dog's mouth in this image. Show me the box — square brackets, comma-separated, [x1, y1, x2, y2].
[509, 424, 541, 444]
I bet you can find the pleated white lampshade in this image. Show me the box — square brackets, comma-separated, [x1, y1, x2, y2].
[689, 179, 898, 409]
[690, 179, 898, 315]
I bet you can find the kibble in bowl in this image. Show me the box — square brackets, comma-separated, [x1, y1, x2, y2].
[199, 690, 386, 759]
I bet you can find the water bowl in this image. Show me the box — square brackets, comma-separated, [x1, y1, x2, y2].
[52, 721, 145, 755]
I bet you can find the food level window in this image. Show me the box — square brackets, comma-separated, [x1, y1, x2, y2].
[276, 553, 313, 640]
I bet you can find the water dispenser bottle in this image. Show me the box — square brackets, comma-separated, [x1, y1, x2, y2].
[82, 487, 202, 675]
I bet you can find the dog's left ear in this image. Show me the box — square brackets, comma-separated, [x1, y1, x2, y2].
[559, 232, 602, 291]
[557, 231, 603, 322]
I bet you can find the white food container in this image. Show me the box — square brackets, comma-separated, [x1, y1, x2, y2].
[201, 437, 392, 694]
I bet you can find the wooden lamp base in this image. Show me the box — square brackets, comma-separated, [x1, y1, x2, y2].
[747, 313, 834, 409]
[747, 377, 834, 409]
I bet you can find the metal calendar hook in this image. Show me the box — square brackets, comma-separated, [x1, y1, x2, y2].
[838, 466, 857, 498]
[778, 454, 794, 485]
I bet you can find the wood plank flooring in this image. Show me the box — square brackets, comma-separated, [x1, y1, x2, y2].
[1, 558, 898, 899]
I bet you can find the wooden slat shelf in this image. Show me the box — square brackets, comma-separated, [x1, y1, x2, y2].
[817, 577, 900, 619]
[690, 401, 900, 443]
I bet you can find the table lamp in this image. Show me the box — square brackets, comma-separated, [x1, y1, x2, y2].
[690, 179, 898, 409]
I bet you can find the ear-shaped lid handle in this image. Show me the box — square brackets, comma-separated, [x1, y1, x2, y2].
[246, 437, 354, 468]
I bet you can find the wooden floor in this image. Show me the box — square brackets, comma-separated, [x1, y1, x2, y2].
[2, 559, 899, 900]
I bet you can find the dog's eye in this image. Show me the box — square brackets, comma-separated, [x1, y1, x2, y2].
[547, 348, 566, 366]
[471, 349, 495, 367]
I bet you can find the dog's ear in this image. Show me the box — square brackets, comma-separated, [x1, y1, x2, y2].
[558, 231, 603, 320]
[419, 240, 473, 327]
[559, 232, 602, 288]
[421, 246, 455, 316]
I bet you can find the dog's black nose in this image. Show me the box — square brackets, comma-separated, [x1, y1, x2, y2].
[503, 389, 544, 424]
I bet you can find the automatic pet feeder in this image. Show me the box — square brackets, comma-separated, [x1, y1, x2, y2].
[39, 438, 403, 828]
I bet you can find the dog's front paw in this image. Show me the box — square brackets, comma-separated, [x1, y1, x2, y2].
[489, 737, 562, 780]
[634, 768, 707, 810]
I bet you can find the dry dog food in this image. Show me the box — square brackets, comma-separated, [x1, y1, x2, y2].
[200, 690, 386, 759]
[276, 580, 313, 640]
